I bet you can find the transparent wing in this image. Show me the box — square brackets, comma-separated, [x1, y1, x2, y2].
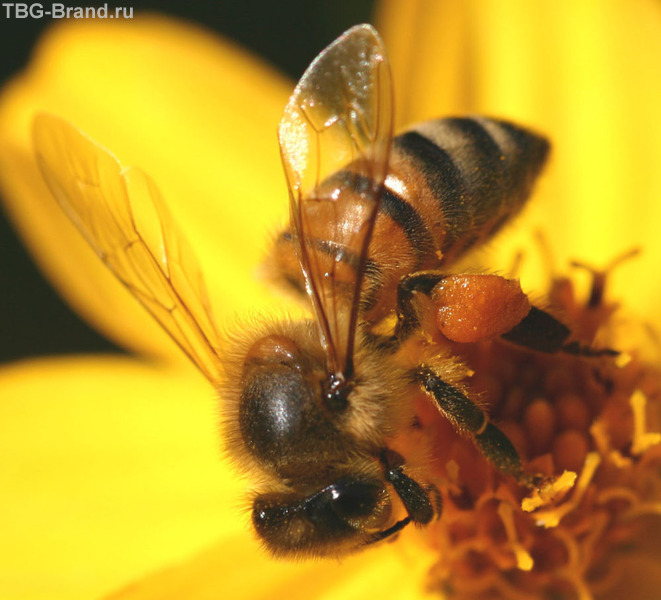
[278, 24, 393, 378]
[33, 113, 223, 384]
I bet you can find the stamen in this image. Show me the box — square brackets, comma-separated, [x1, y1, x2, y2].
[630, 389, 661, 455]
[560, 573, 594, 600]
[552, 525, 582, 572]
[521, 470, 577, 512]
[596, 486, 638, 508]
[624, 501, 661, 519]
[497, 502, 533, 571]
[577, 509, 609, 571]
[530, 453, 600, 527]
[598, 484, 661, 520]
[547, 526, 595, 600]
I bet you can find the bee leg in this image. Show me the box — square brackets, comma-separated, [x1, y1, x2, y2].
[500, 306, 570, 352]
[395, 271, 445, 339]
[416, 367, 524, 481]
[396, 272, 531, 343]
[366, 517, 412, 545]
[380, 449, 438, 524]
[401, 270, 617, 357]
[501, 306, 618, 356]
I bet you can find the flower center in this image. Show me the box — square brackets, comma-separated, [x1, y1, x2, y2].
[410, 265, 661, 599]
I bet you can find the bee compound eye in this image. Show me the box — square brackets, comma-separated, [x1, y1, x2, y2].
[244, 335, 303, 366]
[239, 364, 313, 462]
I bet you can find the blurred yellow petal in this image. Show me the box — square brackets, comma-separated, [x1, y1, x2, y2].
[0, 356, 243, 600]
[378, 0, 661, 327]
[106, 533, 433, 600]
[0, 16, 291, 359]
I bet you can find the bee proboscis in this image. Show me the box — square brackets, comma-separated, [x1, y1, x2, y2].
[33, 24, 607, 559]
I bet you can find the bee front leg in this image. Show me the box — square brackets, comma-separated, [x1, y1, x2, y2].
[415, 366, 525, 481]
[379, 449, 439, 525]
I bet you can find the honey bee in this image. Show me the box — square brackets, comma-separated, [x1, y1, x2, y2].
[33, 25, 602, 559]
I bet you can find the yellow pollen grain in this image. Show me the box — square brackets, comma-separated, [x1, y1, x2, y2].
[629, 389, 661, 455]
[530, 453, 600, 527]
[496, 502, 534, 571]
[521, 470, 577, 512]
[615, 351, 632, 368]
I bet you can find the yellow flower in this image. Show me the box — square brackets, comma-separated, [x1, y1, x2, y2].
[1, 2, 660, 600]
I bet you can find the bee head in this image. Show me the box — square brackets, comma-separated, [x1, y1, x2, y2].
[222, 322, 418, 557]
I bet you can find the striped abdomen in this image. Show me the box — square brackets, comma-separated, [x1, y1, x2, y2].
[274, 116, 550, 324]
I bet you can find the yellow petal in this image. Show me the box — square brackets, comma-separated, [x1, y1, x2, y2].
[106, 531, 434, 600]
[0, 356, 243, 600]
[378, 0, 661, 327]
[0, 16, 291, 359]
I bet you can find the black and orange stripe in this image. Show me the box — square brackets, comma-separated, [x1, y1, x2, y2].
[274, 117, 549, 323]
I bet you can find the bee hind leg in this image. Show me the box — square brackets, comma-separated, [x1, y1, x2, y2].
[395, 272, 531, 343]
[501, 306, 618, 356]
[395, 271, 445, 339]
[395, 270, 617, 357]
